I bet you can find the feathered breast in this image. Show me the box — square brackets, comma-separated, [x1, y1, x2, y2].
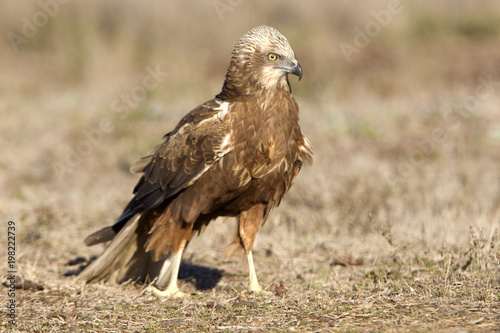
[228, 89, 311, 181]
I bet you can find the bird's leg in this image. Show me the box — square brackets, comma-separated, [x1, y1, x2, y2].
[148, 245, 188, 298]
[237, 205, 271, 294]
[246, 250, 263, 292]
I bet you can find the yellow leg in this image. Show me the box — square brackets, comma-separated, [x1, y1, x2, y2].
[246, 250, 272, 295]
[148, 247, 188, 298]
[247, 251, 262, 292]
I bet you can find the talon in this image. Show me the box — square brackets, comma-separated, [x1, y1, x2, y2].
[247, 283, 272, 295]
[247, 288, 273, 296]
[147, 285, 189, 298]
[246, 289, 273, 296]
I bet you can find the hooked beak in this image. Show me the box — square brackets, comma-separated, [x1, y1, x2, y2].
[290, 59, 303, 81]
[274, 58, 303, 81]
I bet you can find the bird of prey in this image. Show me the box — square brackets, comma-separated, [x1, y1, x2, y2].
[79, 25, 313, 297]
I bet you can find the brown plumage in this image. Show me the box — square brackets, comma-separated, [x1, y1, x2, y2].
[79, 25, 313, 297]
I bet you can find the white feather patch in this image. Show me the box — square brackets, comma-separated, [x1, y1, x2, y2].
[215, 100, 229, 121]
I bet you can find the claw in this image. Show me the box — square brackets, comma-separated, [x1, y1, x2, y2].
[247, 288, 273, 296]
[148, 285, 189, 298]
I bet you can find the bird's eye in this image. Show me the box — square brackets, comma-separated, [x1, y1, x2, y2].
[268, 53, 277, 61]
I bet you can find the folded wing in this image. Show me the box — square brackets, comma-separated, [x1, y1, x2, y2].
[85, 100, 231, 245]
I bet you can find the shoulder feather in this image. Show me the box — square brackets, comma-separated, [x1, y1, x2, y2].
[122, 99, 232, 218]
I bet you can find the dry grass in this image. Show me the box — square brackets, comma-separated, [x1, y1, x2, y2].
[1, 1, 500, 332]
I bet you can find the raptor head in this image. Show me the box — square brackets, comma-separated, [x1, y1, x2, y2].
[223, 25, 302, 95]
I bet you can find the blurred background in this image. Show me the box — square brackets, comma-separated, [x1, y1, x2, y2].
[1, 0, 499, 262]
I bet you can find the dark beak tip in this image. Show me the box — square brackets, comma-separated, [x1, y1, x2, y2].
[295, 63, 303, 81]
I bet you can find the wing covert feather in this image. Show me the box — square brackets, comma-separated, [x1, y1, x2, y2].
[124, 100, 231, 216]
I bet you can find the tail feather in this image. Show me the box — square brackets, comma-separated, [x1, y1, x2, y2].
[78, 215, 169, 285]
[84, 226, 117, 246]
[84, 209, 138, 247]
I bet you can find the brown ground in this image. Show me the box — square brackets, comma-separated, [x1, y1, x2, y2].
[1, 1, 499, 332]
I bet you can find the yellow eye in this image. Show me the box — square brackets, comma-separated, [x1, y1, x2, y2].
[268, 53, 277, 61]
